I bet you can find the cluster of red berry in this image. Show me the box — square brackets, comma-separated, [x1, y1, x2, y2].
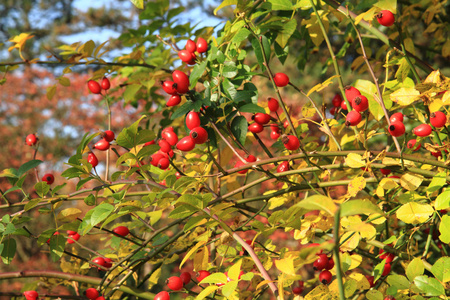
[153, 270, 211, 300]
[313, 251, 334, 285]
[85, 288, 106, 300]
[87, 77, 111, 95]
[178, 38, 208, 65]
[162, 70, 191, 107]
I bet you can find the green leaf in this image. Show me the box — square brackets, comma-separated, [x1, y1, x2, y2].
[84, 194, 96, 206]
[295, 195, 337, 216]
[275, 19, 297, 48]
[431, 257, 450, 283]
[365, 289, 383, 300]
[4, 223, 16, 235]
[190, 60, 207, 88]
[17, 160, 42, 176]
[340, 200, 383, 217]
[90, 203, 114, 226]
[35, 182, 50, 197]
[414, 276, 445, 296]
[268, 0, 293, 10]
[435, 190, 450, 210]
[251, 37, 266, 72]
[1, 238, 16, 264]
[176, 194, 204, 209]
[130, 0, 144, 9]
[49, 234, 65, 262]
[232, 28, 251, 44]
[171, 101, 202, 121]
[200, 272, 227, 284]
[0, 168, 19, 178]
[343, 278, 357, 298]
[169, 205, 196, 219]
[230, 116, 248, 146]
[427, 171, 447, 192]
[438, 215, 450, 243]
[274, 42, 289, 65]
[222, 280, 238, 297]
[406, 257, 424, 281]
[238, 103, 266, 114]
[222, 61, 238, 78]
[386, 275, 410, 289]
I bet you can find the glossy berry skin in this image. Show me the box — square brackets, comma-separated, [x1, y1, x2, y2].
[186, 111, 201, 130]
[85, 288, 99, 300]
[325, 257, 334, 270]
[377, 10, 395, 27]
[180, 272, 191, 285]
[319, 270, 332, 284]
[158, 157, 170, 170]
[330, 107, 337, 115]
[277, 161, 290, 173]
[345, 110, 362, 126]
[88, 80, 102, 94]
[94, 138, 110, 151]
[103, 130, 115, 142]
[162, 130, 178, 146]
[178, 49, 194, 63]
[413, 124, 432, 137]
[104, 258, 113, 268]
[196, 270, 211, 282]
[430, 111, 446, 128]
[92, 257, 107, 270]
[273, 72, 289, 87]
[67, 232, 80, 244]
[332, 94, 343, 107]
[172, 70, 190, 94]
[292, 286, 303, 295]
[380, 168, 391, 175]
[158, 139, 172, 153]
[154, 291, 170, 300]
[113, 226, 129, 237]
[352, 95, 369, 112]
[341, 100, 348, 110]
[167, 94, 181, 107]
[23, 291, 39, 300]
[365, 275, 375, 287]
[246, 155, 257, 163]
[388, 121, 406, 137]
[42, 173, 55, 185]
[384, 297, 396, 300]
[176, 136, 196, 152]
[186, 39, 196, 53]
[196, 37, 208, 53]
[344, 86, 361, 101]
[313, 254, 328, 271]
[162, 80, 178, 95]
[190, 127, 208, 144]
[166, 276, 184, 291]
[268, 97, 279, 112]
[150, 152, 165, 166]
[248, 122, 264, 134]
[270, 131, 280, 140]
[253, 113, 271, 125]
[390, 112, 404, 123]
[283, 135, 300, 151]
[235, 161, 248, 174]
[26, 133, 38, 146]
[382, 263, 391, 276]
[101, 77, 111, 90]
[88, 152, 98, 168]
[407, 139, 421, 151]
[95, 297, 106, 300]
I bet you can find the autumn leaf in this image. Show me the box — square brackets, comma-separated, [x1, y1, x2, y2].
[390, 87, 421, 106]
[8, 33, 35, 60]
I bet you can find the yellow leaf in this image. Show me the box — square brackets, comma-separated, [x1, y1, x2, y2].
[193, 246, 209, 271]
[301, 102, 317, 118]
[429, 98, 443, 112]
[347, 177, 366, 198]
[8, 33, 35, 53]
[345, 153, 366, 168]
[379, 178, 399, 190]
[368, 213, 387, 225]
[396, 202, 434, 224]
[57, 208, 82, 222]
[275, 258, 296, 276]
[196, 285, 220, 300]
[442, 91, 450, 105]
[307, 75, 339, 96]
[390, 87, 420, 106]
[301, 10, 329, 47]
[400, 173, 423, 191]
[340, 231, 360, 252]
[424, 70, 442, 84]
[348, 254, 363, 271]
[304, 284, 331, 300]
[268, 195, 287, 209]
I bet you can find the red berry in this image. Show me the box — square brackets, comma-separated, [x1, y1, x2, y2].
[235, 160, 248, 174]
[162, 80, 178, 95]
[268, 97, 279, 112]
[273, 72, 289, 87]
[94, 138, 110, 151]
[67, 232, 80, 244]
[430, 111, 446, 128]
[341, 100, 348, 110]
[332, 94, 343, 107]
[150, 152, 165, 166]
[431, 150, 443, 158]
[270, 131, 280, 140]
[196, 37, 208, 53]
[180, 272, 191, 285]
[365, 275, 375, 287]
[248, 122, 264, 134]
[190, 127, 208, 144]
[186, 111, 201, 130]
[385, 253, 395, 264]
[85, 288, 99, 300]
[384, 296, 396, 300]
[382, 263, 391, 276]
[172, 70, 190, 94]
[388, 121, 405, 137]
[104, 258, 113, 268]
[23, 291, 38, 300]
[196, 270, 211, 282]
[413, 124, 432, 137]
[292, 286, 304, 295]
[178, 49, 194, 63]
[158, 157, 170, 170]
[246, 155, 257, 162]
[352, 95, 369, 112]
[145, 140, 156, 146]
[167, 94, 181, 107]
[380, 168, 391, 175]
[377, 10, 395, 27]
[185, 39, 196, 53]
[100, 77, 111, 90]
[313, 254, 329, 271]
[113, 226, 129, 237]
[162, 130, 178, 146]
[158, 139, 172, 153]
[102, 130, 114, 142]
[345, 110, 362, 126]
[389, 112, 404, 123]
[88, 80, 101, 94]
[344, 86, 361, 101]
[319, 270, 332, 284]
[95, 297, 106, 300]
[325, 257, 334, 270]
[330, 107, 337, 115]
[283, 120, 289, 128]
[407, 139, 421, 151]
[277, 161, 290, 173]
[88, 152, 98, 168]
[92, 257, 106, 268]
[26, 133, 38, 146]
[253, 113, 271, 125]
[176, 136, 196, 151]
[166, 276, 183, 291]
[282, 135, 300, 151]
[154, 291, 170, 300]
[42, 173, 54, 185]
